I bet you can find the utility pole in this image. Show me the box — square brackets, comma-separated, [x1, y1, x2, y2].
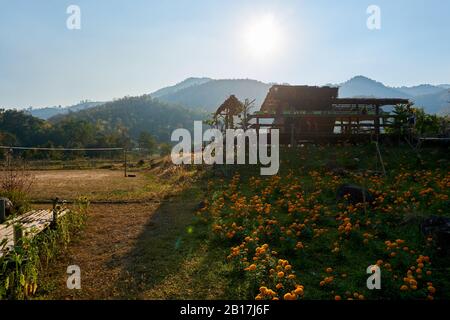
[123, 149, 127, 177]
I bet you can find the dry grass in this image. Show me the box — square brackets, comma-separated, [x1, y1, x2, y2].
[28, 170, 153, 202]
[33, 162, 225, 300]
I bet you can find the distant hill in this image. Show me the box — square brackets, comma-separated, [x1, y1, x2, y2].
[338, 76, 411, 99]
[151, 79, 272, 112]
[413, 90, 450, 115]
[150, 76, 448, 114]
[336, 76, 449, 114]
[395, 84, 445, 97]
[151, 77, 212, 98]
[50, 95, 207, 142]
[28, 101, 104, 120]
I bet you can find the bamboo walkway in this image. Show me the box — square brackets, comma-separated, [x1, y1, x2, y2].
[0, 207, 69, 257]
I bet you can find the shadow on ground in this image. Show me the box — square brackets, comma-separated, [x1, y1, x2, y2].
[111, 181, 234, 300]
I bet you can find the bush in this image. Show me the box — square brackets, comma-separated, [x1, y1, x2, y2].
[0, 200, 88, 299]
[0, 155, 34, 215]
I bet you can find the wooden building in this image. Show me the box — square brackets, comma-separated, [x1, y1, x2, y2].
[251, 85, 410, 144]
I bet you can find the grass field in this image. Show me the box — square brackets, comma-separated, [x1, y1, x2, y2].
[19, 143, 450, 300]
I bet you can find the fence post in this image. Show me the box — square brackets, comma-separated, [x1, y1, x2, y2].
[13, 224, 23, 246]
[51, 197, 59, 229]
[124, 149, 127, 177]
[0, 199, 5, 224]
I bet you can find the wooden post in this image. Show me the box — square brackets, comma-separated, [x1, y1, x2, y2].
[374, 141, 386, 176]
[256, 117, 260, 137]
[13, 224, 23, 246]
[0, 199, 5, 224]
[124, 149, 127, 177]
[374, 104, 381, 136]
[290, 124, 295, 147]
[51, 197, 59, 229]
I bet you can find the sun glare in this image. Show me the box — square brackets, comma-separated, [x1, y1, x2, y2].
[243, 14, 282, 61]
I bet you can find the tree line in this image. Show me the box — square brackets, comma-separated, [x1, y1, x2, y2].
[0, 95, 207, 159]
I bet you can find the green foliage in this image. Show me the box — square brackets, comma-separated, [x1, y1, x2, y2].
[138, 131, 157, 154]
[198, 145, 450, 300]
[0, 202, 88, 299]
[0, 96, 206, 160]
[411, 107, 442, 136]
[159, 143, 172, 156]
[390, 104, 411, 136]
[389, 105, 448, 138]
[51, 95, 207, 142]
[0, 190, 31, 216]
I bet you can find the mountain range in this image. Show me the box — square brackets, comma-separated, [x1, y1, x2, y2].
[27, 76, 450, 119]
[152, 76, 450, 115]
[28, 101, 104, 120]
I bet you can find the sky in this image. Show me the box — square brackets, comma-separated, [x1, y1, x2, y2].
[1, 0, 449, 109]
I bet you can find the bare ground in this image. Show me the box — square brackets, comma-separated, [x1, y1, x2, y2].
[35, 166, 227, 299]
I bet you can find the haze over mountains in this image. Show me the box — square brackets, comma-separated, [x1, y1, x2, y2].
[27, 76, 449, 120]
[28, 101, 104, 120]
[337, 76, 450, 114]
[152, 75, 449, 114]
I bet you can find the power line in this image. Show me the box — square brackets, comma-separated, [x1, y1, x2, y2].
[0, 146, 123, 151]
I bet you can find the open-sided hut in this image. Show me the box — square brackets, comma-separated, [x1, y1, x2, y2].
[253, 85, 410, 143]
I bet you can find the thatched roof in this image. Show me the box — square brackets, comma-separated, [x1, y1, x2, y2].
[260, 85, 410, 113]
[260, 85, 338, 113]
[214, 95, 243, 118]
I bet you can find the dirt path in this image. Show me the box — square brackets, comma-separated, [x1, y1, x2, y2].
[40, 192, 201, 299]
[33, 166, 232, 299]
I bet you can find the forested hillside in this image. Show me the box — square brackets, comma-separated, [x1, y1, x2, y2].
[152, 79, 271, 111]
[0, 95, 207, 156]
[51, 95, 207, 141]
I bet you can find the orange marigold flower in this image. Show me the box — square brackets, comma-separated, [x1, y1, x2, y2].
[283, 293, 297, 300]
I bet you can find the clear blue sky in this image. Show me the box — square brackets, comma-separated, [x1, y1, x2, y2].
[1, 0, 449, 108]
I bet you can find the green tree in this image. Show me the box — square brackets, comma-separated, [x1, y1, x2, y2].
[138, 131, 157, 154]
[159, 143, 172, 156]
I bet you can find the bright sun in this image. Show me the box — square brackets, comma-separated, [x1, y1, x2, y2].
[243, 14, 282, 61]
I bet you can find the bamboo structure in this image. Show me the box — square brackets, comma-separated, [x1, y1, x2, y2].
[250, 85, 410, 144]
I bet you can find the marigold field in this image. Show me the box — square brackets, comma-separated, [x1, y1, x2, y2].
[195, 144, 449, 300]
